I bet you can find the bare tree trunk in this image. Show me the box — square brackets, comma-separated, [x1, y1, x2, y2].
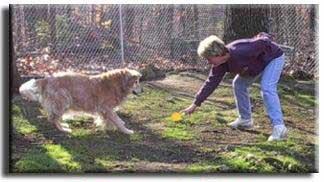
[159, 5, 174, 58]
[123, 5, 136, 61]
[92, 5, 96, 25]
[224, 4, 270, 43]
[193, 5, 199, 39]
[17, 5, 26, 53]
[10, 53, 20, 94]
[10, 5, 21, 94]
[124, 6, 135, 41]
[138, 6, 144, 43]
[309, 5, 317, 39]
[48, 5, 57, 54]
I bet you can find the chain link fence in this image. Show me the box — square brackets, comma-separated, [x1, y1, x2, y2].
[269, 4, 317, 79]
[10, 4, 317, 79]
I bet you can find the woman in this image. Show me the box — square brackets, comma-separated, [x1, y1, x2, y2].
[181, 33, 287, 141]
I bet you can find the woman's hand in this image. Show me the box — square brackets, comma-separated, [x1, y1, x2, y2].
[181, 103, 198, 115]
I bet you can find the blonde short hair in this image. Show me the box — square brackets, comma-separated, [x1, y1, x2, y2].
[197, 35, 227, 59]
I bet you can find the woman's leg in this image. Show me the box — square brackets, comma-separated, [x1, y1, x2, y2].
[260, 55, 285, 126]
[230, 74, 259, 128]
[233, 74, 258, 120]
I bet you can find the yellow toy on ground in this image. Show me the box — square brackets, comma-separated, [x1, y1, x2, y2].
[171, 112, 183, 122]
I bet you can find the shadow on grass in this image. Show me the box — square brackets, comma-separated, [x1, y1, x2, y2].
[285, 120, 317, 136]
[254, 142, 316, 172]
[236, 128, 267, 136]
[11, 97, 224, 174]
[10, 83, 317, 174]
[10, 99, 68, 173]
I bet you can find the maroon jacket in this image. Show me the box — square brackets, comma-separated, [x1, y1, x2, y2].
[194, 36, 283, 106]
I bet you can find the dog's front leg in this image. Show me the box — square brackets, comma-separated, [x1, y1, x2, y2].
[48, 114, 72, 133]
[103, 110, 134, 135]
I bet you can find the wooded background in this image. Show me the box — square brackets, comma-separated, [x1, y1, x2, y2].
[10, 4, 317, 92]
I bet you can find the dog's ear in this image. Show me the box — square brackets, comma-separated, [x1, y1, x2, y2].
[35, 78, 48, 93]
[128, 69, 142, 79]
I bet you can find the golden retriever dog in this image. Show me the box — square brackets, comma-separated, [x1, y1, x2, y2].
[19, 68, 142, 134]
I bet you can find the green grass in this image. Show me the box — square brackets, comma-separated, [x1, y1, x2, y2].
[185, 162, 222, 173]
[221, 139, 313, 173]
[70, 128, 93, 138]
[14, 144, 81, 173]
[184, 138, 313, 173]
[162, 124, 195, 141]
[12, 104, 38, 135]
[10, 72, 317, 173]
[15, 150, 63, 173]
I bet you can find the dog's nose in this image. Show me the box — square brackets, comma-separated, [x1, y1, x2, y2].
[132, 90, 139, 95]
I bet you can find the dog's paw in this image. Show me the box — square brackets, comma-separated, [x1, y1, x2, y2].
[55, 123, 72, 133]
[61, 127, 72, 133]
[123, 129, 134, 135]
[61, 123, 70, 128]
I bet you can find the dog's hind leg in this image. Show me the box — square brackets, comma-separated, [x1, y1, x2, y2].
[101, 110, 134, 134]
[42, 90, 72, 133]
